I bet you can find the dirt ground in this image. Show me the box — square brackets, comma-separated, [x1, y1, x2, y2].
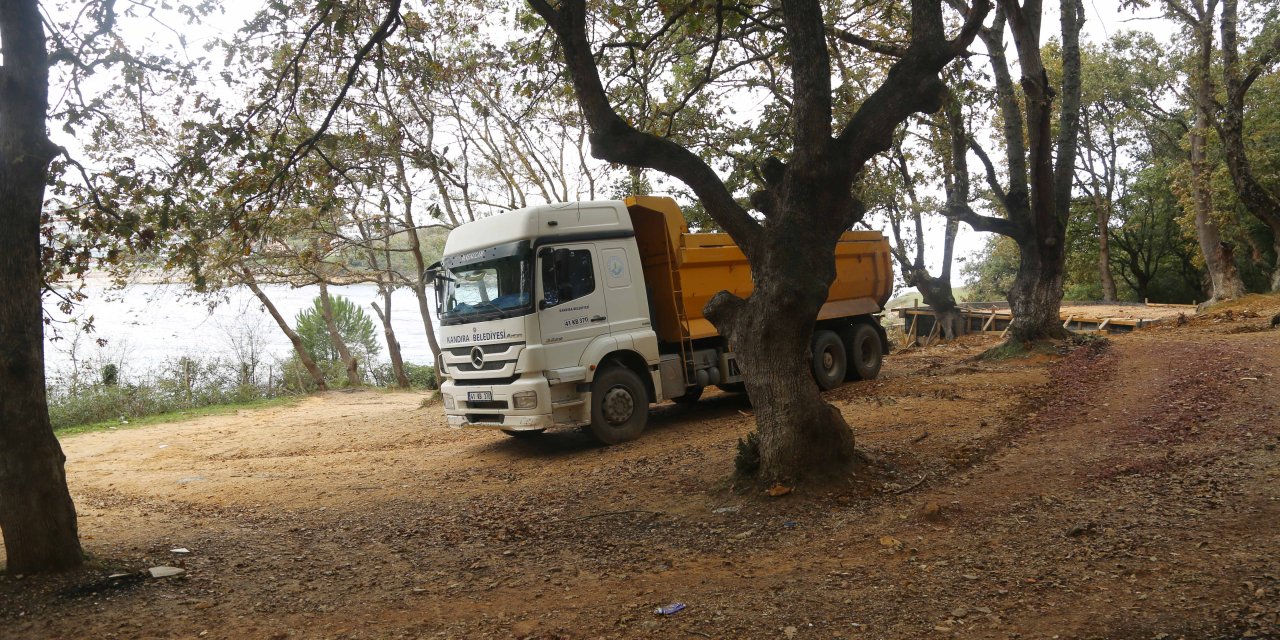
[3, 297, 1279, 640]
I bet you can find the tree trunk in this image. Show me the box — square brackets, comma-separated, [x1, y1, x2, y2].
[390, 153, 443, 363]
[0, 0, 83, 573]
[317, 281, 361, 386]
[1190, 112, 1246, 302]
[1217, 0, 1280, 293]
[372, 298, 411, 388]
[1092, 189, 1118, 301]
[1098, 219, 1118, 301]
[240, 267, 328, 390]
[1006, 236, 1070, 342]
[916, 276, 964, 339]
[1272, 234, 1280, 292]
[1184, 2, 1246, 302]
[706, 231, 856, 483]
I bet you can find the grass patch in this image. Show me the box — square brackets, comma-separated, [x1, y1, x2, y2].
[980, 338, 1061, 361]
[55, 395, 302, 438]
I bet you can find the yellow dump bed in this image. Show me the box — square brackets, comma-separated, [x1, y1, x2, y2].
[626, 196, 894, 344]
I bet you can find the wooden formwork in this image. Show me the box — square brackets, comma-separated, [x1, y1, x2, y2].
[893, 301, 1196, 348]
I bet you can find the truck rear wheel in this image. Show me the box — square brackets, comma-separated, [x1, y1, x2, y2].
[849, 323, 883, 380]
[811, 330, 847, 391]
[589, 366, 649, 445]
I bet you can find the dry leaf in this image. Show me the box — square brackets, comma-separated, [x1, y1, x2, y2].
[766, 484, 792, 497]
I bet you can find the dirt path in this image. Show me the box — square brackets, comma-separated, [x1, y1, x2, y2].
[3, 300, 1278, 640]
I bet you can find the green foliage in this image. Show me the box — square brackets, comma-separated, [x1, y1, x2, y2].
[370, 362, 438, 390]
[48, 354, 278, 432]
[734, 431, 761, 478]
[962, 236, 1021, 302]
[294, 295, 380, 365]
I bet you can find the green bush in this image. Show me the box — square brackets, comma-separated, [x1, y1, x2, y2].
[48, 354, 275, 431]
[369, 361, 438, 389]
[294, 294, 380, 366]
[403, 362, 437, 389]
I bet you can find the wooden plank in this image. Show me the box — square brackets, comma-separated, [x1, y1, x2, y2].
[907, 314, 918, 348]
[982, 309, 996, 332]
[1063, 314, 1074, 329]
[923, 320, 941, 347]
[1098, 318, 1111, 330]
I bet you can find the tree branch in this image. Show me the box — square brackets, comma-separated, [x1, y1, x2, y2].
[527, 0, 762, 254]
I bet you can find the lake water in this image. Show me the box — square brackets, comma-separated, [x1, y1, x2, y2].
[42, 282, 442, 383]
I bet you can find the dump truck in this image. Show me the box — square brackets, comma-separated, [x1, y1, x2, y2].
[430, 196, 893, 444]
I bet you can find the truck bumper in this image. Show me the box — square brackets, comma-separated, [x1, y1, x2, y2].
[440, 374, 582, 431]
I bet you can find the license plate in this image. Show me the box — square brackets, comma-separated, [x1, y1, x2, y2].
[467, 391, 493, 402]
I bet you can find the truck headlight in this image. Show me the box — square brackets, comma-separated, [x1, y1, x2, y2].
[442, 393, 455, 410]
[512, 391, 538, 409]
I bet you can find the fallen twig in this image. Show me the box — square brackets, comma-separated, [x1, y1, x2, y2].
[911, 431, 930, 444]
[893, 474, 928, 495]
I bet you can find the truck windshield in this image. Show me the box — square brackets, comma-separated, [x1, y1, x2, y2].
[438, 242, 533, 326]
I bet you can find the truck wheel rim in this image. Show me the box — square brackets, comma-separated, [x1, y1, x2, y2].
[822, 348, 836, 371]
[601, 386, 635, 425]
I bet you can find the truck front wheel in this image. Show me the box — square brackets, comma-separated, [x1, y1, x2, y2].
[811, 330, 847, 391]
[589, 366, 649, 445]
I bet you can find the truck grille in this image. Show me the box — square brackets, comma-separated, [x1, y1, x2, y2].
[452, 360, 508, 372]
[446, 342, 523, 357]
[465, 414, 505, 424]
[450, 375, 521, 387]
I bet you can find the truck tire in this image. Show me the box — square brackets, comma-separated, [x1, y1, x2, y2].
[589, 366, 649, 444]
[811, 330, 847, 391]
[849, 323, 883, 380]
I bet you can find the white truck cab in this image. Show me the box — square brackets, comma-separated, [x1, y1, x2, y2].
[433, 200, 663, 443]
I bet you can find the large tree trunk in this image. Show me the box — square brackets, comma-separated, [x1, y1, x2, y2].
[1184, 0, 1246, 302]
[372, 298, 411, 388]
[0, 0, 83, 573]
[1007, 236, 1070, 342]
[707, 228, 856, 483]
[1002, 0, 1079, 341]
[240, 267, 328, 390]
[916, 275, 964, 340]
[317, 281, 361, 386]
[1190, 111, 1246, 301]
[952, 0, 1079, 345]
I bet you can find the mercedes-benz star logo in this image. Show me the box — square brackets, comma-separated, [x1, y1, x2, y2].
[470, 346, 485, 369]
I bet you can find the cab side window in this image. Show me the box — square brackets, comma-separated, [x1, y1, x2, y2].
[542, 249, 595, 306]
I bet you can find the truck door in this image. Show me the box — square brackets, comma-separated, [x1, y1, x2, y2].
[537, 244, 610, 367]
